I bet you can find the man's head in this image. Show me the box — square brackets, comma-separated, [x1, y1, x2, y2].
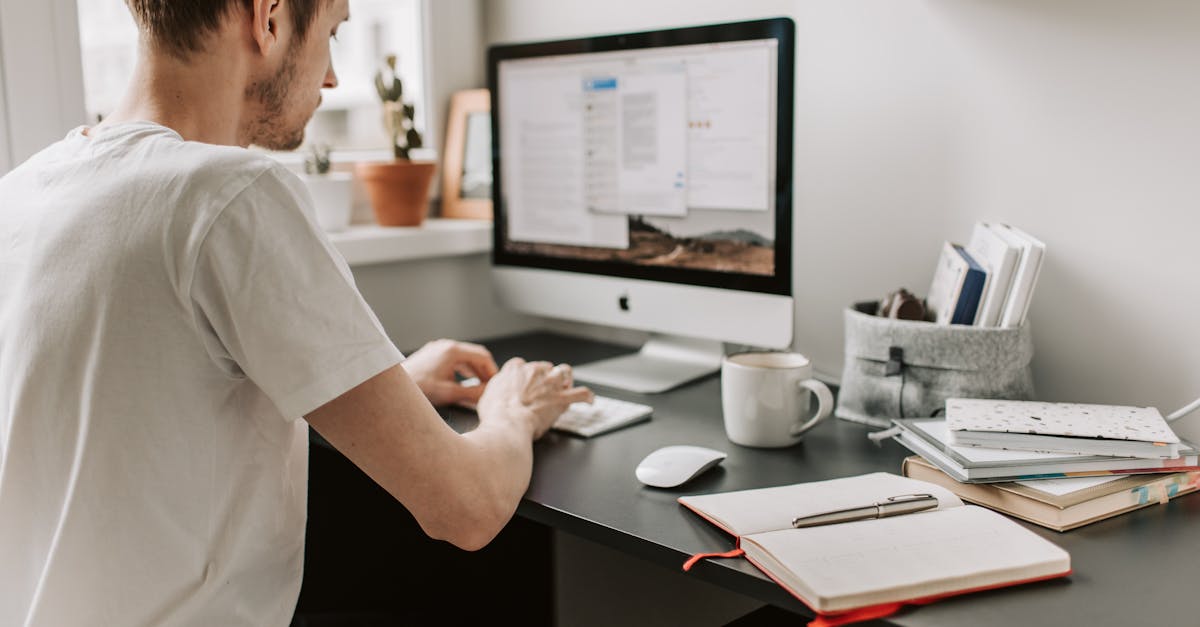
[124, 0, 349, 150]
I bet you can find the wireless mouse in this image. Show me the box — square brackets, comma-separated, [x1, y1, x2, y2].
[635, 445, 727, 488]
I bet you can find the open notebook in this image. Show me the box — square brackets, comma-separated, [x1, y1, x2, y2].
[679, 473, 1070, 625]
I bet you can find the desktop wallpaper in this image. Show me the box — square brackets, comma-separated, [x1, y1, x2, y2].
[504, 215, 774, 276]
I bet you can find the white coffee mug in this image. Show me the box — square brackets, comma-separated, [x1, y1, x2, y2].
[721, 352, 834, 448]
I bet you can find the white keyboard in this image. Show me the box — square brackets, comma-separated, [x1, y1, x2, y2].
[552, 395, 653, 438]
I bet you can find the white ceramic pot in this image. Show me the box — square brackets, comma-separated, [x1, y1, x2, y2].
[301, 172, 354, 232]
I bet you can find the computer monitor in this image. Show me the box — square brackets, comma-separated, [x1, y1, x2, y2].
[488, 18, 794, 393]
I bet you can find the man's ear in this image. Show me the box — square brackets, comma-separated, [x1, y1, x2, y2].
[249, 0, 282, 56]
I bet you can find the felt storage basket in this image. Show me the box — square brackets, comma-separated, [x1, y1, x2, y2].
[836, 301, 1035, 428]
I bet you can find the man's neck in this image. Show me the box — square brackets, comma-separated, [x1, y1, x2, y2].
[95, 45, 251, 147]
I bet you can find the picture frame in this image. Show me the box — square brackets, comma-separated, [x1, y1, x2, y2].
[440, 88, 492, 219]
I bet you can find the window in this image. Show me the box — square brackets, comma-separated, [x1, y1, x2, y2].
[76, 0, 427, 154]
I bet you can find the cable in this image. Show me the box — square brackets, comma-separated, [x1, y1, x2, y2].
[1166, 395, 1200, 423]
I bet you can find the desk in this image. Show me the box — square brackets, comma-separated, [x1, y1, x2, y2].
[444, 331, 1200, 626]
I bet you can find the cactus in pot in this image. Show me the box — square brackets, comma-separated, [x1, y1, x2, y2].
[375, 54, 425, 161]
[356, 53, 436, 227]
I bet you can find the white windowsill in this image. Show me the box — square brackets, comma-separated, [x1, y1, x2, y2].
[267, 147, 437, 167]
[328, 219, 493, 267]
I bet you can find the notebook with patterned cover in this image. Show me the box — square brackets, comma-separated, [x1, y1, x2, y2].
[946, 398, 1181, 459]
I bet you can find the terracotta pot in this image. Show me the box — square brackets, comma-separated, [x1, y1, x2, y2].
[356, 160, 436, 227]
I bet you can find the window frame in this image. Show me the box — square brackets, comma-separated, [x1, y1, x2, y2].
[0, 0, 86, 172]
[0, 0, 434, 174]
[266, 0, 436, 166]
[0, 43, 10, 174]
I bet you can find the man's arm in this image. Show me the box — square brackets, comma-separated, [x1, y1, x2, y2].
[305, 357, 590, 551]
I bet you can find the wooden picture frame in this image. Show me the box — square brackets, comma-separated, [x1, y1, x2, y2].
[441, 88, 492, 219]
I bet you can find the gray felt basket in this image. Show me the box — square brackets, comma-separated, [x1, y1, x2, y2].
[835, 301, 1035, 428]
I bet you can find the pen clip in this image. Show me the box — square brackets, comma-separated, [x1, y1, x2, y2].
[882, 493, 935, 505]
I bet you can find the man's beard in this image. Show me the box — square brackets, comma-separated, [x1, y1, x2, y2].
[245, 47, 307, 151]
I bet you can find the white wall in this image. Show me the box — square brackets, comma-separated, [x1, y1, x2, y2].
[425, 0, 487, 208]
[486, 0, 1200, 442]
[349, 253, 538, 351]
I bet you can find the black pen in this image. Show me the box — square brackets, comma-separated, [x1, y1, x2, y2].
[791, 494, 940, 529]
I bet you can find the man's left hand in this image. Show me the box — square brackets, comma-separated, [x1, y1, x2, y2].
[401, 339, 500, 407]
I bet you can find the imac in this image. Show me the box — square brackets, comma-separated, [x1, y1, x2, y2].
[488, 18, 794, 393]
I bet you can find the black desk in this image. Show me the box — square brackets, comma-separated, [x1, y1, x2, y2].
[443, 331, 1200, 627]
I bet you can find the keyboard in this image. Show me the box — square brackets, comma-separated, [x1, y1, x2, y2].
[552, 395, 653, 438]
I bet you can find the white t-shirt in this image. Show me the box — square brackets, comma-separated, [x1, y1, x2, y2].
[0, 122, 404, 626]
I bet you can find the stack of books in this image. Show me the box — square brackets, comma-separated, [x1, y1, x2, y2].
[926, 222, 1044, 327]
[892, 398, 1200, 531]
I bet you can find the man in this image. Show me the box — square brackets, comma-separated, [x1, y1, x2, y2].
[0, 1, 591, 625]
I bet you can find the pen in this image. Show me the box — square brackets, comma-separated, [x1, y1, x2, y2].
[791, 493, 939, 529]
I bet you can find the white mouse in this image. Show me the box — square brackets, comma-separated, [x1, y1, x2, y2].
[635, 445, 727, 488]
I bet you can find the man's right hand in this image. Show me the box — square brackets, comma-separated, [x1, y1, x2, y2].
[305, 355, 593, 551]
[476, 358, 594, 439]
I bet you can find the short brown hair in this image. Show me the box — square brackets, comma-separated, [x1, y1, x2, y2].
[125, 0, 329, 60]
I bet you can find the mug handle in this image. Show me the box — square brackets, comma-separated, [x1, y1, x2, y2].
[790, 379, 834, 438]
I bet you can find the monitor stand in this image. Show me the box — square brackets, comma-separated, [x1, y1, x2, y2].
[572, 334, 725, 394]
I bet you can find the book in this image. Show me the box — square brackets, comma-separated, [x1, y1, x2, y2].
[678, 473, 1071, 622]
[966, 222, 1019, 327]
[950, 245, 987, 325]
[902, 455, 1200, 531]
[891, 417, 1200, 482]
[992, 224, 1045, 328]
[925, 242, 988, 325]
[946, 398, 1183, 459]
[924, 241, 966, 325]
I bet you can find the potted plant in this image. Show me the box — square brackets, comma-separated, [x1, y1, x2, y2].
[300, 143, 353, 232]
[355, 54, 436, 227]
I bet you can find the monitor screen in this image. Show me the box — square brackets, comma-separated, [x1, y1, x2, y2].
[486, 18, 795, 392]
[489, 18, 793, 296]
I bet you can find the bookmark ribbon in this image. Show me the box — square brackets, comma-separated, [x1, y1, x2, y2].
[681, 548, 744, 572]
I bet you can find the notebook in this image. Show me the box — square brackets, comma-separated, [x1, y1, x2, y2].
[946, 398, 1182, 459]
[893, 417, 1200, 482]
[902, 455, 1200, 531]
[678, 473, 1070, 623]
[966, 222, 1019, 327]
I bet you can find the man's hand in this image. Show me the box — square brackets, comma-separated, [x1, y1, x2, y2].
[476, 358, 594, 439]
[401, 339, 499, 407]
[307, 351, 590, 551]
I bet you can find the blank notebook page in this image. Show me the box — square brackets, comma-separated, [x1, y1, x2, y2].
[680, 472, 963, 537]
[741, 505, 1070, 613]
